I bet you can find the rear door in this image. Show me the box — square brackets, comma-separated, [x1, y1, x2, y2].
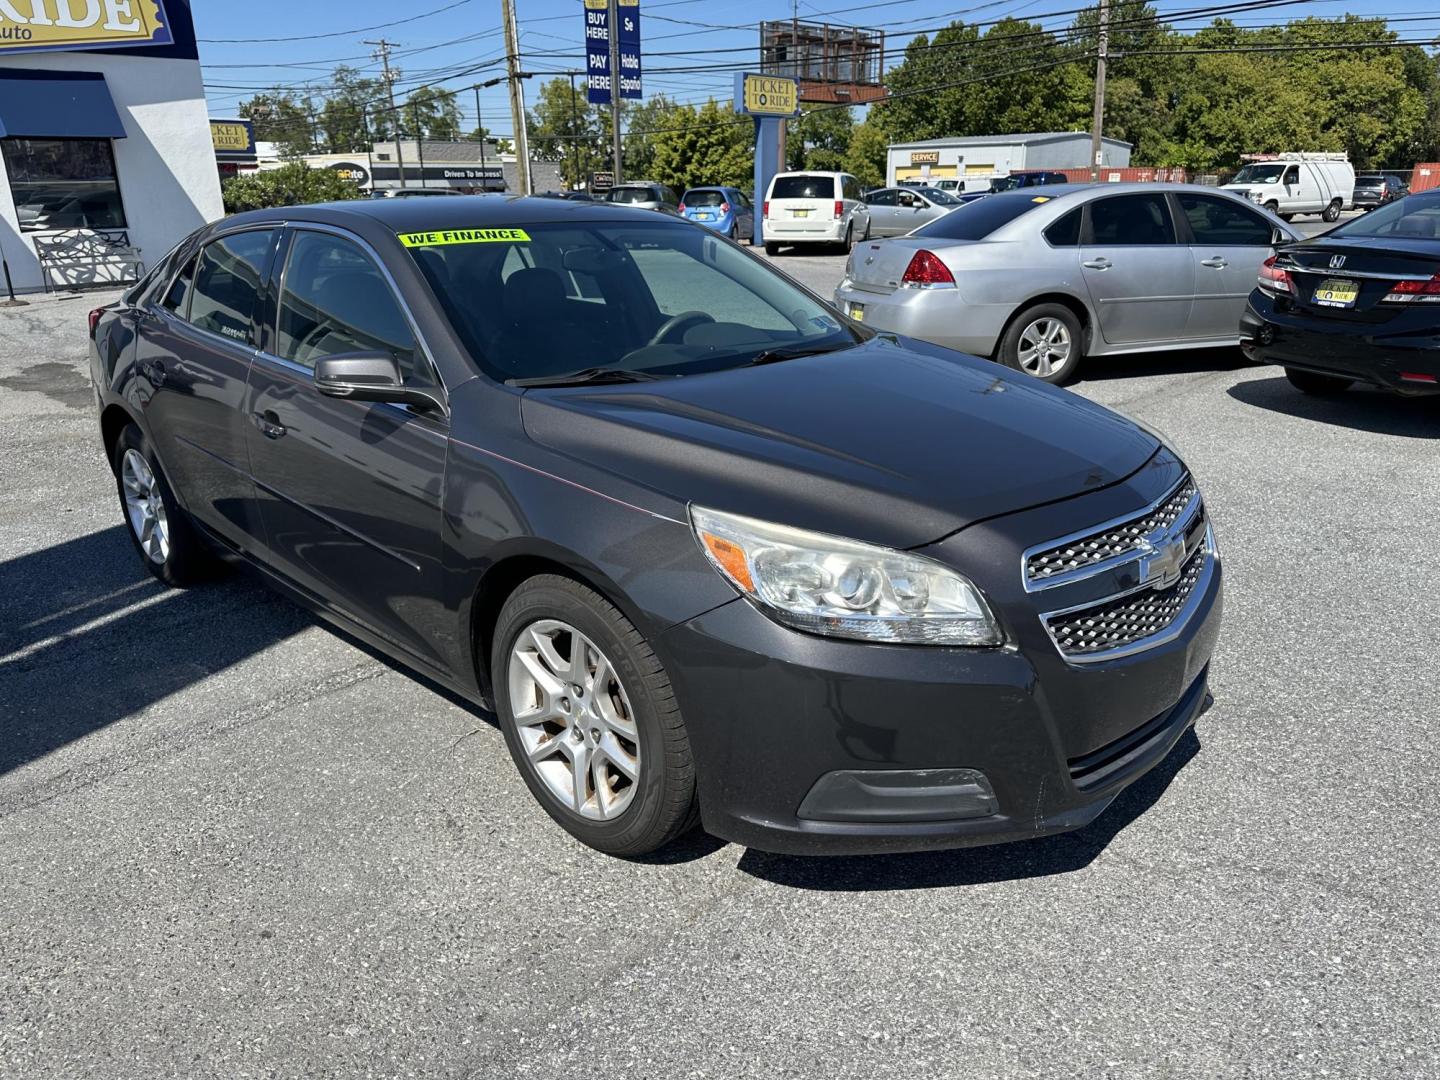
[244, 226, 451, 667]
[133, 227, 279, 550]
[864, 188, 900, 236]
[1079, 192, 1195, 346]
[1176, 191, 1278, 339]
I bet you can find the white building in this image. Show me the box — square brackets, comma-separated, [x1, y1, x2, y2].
[885, 132, 1133, 190]
[0, 0, 221, 292]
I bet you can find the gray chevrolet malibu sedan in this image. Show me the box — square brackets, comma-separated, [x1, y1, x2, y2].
[90, 196, 1221, 858]
[835, 182, 1302, 382]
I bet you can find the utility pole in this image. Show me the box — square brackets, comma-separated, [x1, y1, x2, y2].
[473, 84, 488, 189]
[568, 70, 581, 191]
[607, 0, 623, 182]
[1089, 0, 1109, 182]
[366, 38, 406, 188]
[501, 0, 532, 194]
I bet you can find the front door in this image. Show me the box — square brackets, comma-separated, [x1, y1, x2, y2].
[1176, 191, 1277, 340]
[244, 227, 451, 669]
[1079, 193, 1195, 346]
[133, 228, 278, 550]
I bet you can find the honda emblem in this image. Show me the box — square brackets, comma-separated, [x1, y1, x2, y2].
[1329, 254, 1346, 269]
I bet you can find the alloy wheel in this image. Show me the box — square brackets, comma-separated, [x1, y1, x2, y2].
[507, 619, 641, 820]
[120, 448, 169, 564]
[1016, 317, 1073, 378]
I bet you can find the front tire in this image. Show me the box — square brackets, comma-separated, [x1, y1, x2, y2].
[112, 424, 218, 587]
[1285, 368, 1353, 396]
[493, 575, 698, 857]
[996, 303, 1083, 384]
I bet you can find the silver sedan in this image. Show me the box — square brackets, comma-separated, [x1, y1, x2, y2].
[862, 186, 965, 237]
[834, 182, 1302, 382]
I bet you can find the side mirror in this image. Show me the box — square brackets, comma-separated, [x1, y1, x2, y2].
[314, 351, 444, 413]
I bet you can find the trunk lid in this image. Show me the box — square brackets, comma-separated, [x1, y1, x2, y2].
[845, 237, 978, 295]
[1277, 237, 1440, 323]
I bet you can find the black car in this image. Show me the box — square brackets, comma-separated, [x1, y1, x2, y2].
[1352, 174, 1407, 210]
[1241, 191, 1440, 396]
[990, 170, 1069, 192]
[90, 197, 1221, 857]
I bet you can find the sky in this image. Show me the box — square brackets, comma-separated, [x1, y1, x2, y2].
[193, 0, 1438, 138]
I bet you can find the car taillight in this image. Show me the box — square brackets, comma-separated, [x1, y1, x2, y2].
[762, 200, 769, 218]
[834, 200, 844, 219]
[720, 202, 730, 214]
[900, 249, 956, 289]
[88, 306, 106, 337]
[1257, 255, 1292, 294]
[677, 203, 686, 213]
[1381, 274, 1440, 303]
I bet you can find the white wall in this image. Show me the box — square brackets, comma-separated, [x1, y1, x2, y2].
[0, 49, 223, 293]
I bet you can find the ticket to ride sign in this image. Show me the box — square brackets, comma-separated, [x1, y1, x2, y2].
[733, 73, 801, 118]
[0, 0, 173, 54]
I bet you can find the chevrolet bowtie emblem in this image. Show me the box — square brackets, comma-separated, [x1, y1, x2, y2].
[1139, 534, 1188, 590]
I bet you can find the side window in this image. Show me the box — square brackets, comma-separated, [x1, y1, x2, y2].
[1283, 166, 1299, 185]
[896, 191, 917, 208]
[867, 189, 896, 207]
[845, 176, 862, 201]
[1178, 194, 1271, 246]
[161, 253, 195, 314]
[276, 231, 426, 383]
[1045, 207, 1082, 247]
[1087, 194, 1176, 246]
[187, 230, 275, 344]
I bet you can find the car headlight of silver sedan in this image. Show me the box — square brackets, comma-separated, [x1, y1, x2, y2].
[690, 505, 1001, 646]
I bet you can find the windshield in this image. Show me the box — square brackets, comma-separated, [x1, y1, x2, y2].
[771, 175, 836, 200]
[683, 189, 727, 207]
[911, 191, 1054, 241]
[403, 220, 859, 383]
[1327, 192, 1437, 240]
[1233, 164, 1285, 185]
[606, 186, 656, 204]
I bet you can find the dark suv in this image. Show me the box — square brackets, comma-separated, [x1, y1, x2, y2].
[89, 197, 1221, 858]
[990, 170, 1070, 192]
[1352, 174, 1407, 210]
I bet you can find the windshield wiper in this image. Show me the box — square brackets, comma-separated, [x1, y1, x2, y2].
[744, 342, 854, 367]
[507, 367, 661, 388]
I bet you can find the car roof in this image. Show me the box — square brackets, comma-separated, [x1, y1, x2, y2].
[221, 194, 665, 234]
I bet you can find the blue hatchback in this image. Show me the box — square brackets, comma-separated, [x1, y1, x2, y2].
[679, 186, 755, 241]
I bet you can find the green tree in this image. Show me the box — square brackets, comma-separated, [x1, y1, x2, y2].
[649, 99, 751, 193]
[319, 65, 393, 152]
[221, 162, 364, 213]
[406, 86, 463, 141]
[527, 77, 604, 189]
[238, 90, 315, 159]
[621, 94, 680, 180]
[843, 117, 889, 188]
[786, 105, 853, 171]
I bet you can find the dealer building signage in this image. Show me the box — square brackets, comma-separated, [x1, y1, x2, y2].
[0, 0, 173, 54]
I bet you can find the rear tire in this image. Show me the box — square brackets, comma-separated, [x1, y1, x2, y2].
[996, 303, 1083, 384]
[839, 222, 854, 254]
[492, 575, 699, 857]
[764, 241, 781, 256]
[112, 424, 219, 587]
[1285, 368, 1353, 395]
[1322, 199, 1342, 223]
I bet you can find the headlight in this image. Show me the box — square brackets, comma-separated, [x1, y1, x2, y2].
[690, 506, 1001, 646]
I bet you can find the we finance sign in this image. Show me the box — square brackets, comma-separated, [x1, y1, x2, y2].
[0, 0, 173, 54]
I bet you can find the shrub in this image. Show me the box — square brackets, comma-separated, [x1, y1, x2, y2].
[221, 162, 364, 214]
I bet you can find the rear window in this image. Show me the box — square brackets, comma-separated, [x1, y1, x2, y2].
[1357, 175, 1384, 184]
[771, 175, 836, 200]
[912, 192, 1053, 241]
[683, 189, 726, 207]
[607, 186, 656, 204]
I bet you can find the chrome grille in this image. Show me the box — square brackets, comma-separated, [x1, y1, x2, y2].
[1045, 544, 1208, 657]
[1026, 478, 1198, 586]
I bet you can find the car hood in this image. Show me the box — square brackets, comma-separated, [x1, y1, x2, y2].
[519, 336, 1159, 549]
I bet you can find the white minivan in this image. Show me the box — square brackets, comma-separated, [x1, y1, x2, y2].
[763, 171, 871, 254]
[1222, 154, 1355, 222]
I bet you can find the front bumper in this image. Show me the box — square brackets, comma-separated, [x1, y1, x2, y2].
[1240, 291, 1440, 393]
[658, 455, 1223, 855]
[833, 281, 1011, 357]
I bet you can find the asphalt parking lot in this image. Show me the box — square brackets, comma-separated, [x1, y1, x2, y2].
[3, 213, 1438, 1077]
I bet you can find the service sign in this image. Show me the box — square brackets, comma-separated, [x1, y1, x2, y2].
[733, 73, 800, 118]
[910, 150, 941, 165]
[0, 0, 173, 55]
[209, 119, 256, 160]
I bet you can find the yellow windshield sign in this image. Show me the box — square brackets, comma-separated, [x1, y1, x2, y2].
[398, 228, 531, 247]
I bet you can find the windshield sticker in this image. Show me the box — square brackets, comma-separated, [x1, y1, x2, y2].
[1031, 196, 1052, 203]
[398, 228, 531, 247]
[811, 315, 841, 331]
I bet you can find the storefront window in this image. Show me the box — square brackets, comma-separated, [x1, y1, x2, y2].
[2, 138, 126, 232]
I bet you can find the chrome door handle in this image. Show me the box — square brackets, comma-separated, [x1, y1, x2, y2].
[253, 410, 287, 440]
[1200, 257, 1229, 268]
[1082, 258, 1111, 270]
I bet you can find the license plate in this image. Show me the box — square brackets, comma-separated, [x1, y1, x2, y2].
[1313, 278, 1359, 308]
[792, 208, 810, 218]
[849, 302, 865, 322]
[697, 213, 714, 220]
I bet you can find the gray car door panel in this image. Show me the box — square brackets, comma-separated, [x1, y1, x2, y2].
[1079, 193, 1194, 346]
[1176, 191, 1277, 340]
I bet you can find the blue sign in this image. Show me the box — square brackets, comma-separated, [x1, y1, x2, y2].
[584, 0, 641, 104]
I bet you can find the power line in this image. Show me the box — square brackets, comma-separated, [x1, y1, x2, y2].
[199, 0, 478, 44]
